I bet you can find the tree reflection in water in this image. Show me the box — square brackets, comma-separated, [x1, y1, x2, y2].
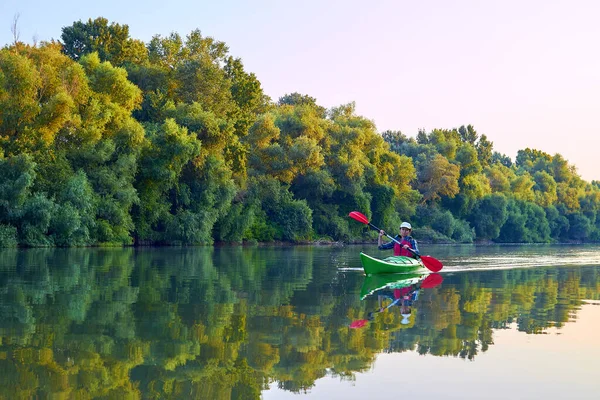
[0, 247, 598, 398]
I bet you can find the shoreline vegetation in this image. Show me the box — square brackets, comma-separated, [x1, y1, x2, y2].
[1, 17, 600, 249]
[214, 238, 593, 247]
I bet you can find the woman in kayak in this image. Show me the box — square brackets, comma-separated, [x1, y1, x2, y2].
[378, 221, 420, 258]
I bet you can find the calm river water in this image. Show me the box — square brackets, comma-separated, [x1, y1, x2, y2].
[1, 244, 599, 399]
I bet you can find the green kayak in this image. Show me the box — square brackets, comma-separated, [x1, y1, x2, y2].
[360, 272, 429, 299]
[360, 252, 426, 275]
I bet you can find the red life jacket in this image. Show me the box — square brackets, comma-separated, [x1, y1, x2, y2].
[393, 287, 412, 299]
[393, 238, 414, 257]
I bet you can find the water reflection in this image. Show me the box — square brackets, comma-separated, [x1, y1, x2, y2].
[351, 273, 442, 329]
[0, 246, 598, 398]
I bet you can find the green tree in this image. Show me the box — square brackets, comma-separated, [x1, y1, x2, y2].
[545, 205, 569, 240]
[61, 17, 148, 65]
[19, 193, 56, 246]
[468, 194, 508, 240]
[568, 213, 592, 240]
[134, 119, 202, 242]
[0, 43, 90, 155]
[485, 163, 513, 193]
[381, 130, 412, 154]
[475, 134, 494, 167]
[0, 154, 36, 223]
[225, 56, 271, 137]
[498, 199, 550, 243]
[278, 92, 326, 118]
[458, 124, 478, 145]
[417, 154, 460, 203]
[51, 170, 97, 246]
[245, 108, 325, 184]
[427, 129, 460, 160]
[511, 173, 535, 202]
[515, 148, 551, 172]
[533, 171, 558, 207]
[455, 143, 482, 177]
[491, 151, 512, 167]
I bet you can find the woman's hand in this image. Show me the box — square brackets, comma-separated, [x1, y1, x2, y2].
[379, 230, 385, 237]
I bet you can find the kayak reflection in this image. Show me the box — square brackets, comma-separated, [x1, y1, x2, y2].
[351, 273, 443, 329]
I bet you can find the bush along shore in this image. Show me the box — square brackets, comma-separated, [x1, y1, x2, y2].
[1, 17, 599, 248]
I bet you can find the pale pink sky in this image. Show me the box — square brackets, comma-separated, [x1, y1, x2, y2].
[2, 0, 599, 181]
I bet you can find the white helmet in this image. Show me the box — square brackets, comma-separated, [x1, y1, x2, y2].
[400, 313, 411, 325]
[400, 222, 412, 230]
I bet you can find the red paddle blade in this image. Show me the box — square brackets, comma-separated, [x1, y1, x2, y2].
[349, 319, 368, 329]
[348, 211, 369, 225]
[421, 273, 443, 289]
[421, 255, 443, 272]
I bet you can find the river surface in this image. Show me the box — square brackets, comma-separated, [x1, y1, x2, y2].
[1, 244, 599, 399]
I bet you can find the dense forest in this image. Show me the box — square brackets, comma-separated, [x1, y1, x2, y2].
[1, 17, 599, 247]
[1, 247, 598, 397]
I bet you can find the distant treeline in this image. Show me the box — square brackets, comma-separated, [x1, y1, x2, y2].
[0, 17, 599, 247]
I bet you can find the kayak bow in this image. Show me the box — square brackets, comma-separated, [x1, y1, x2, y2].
[360, 252, 427, 275]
